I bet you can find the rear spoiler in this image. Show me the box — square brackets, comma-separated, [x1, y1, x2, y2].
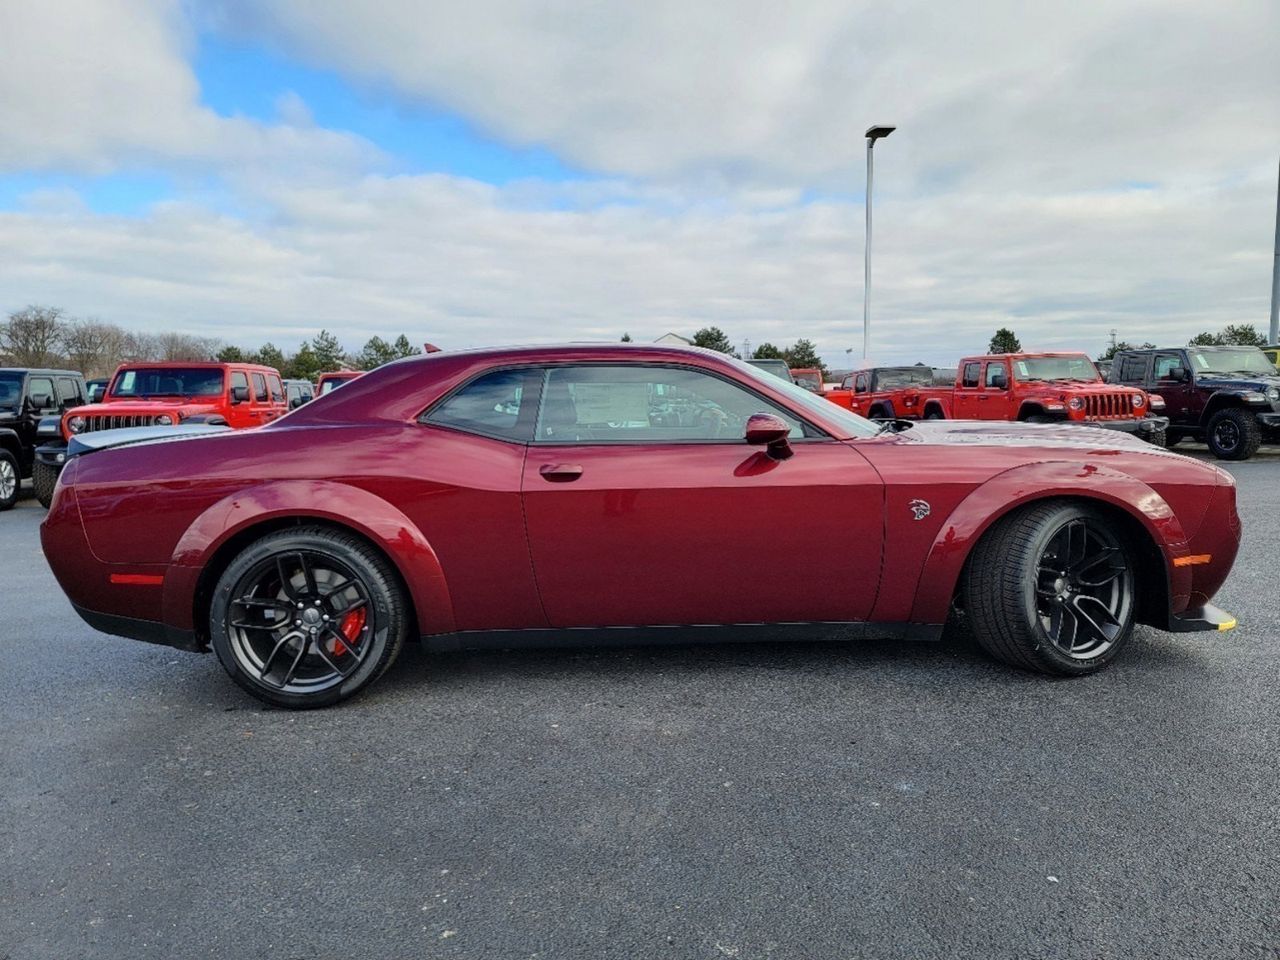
[67, 423, 231, 457]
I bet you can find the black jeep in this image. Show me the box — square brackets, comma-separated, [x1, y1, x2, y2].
[0, 368, 87, 510]
[1108, 345, 1280, 460]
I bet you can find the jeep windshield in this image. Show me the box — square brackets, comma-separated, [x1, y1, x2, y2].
[875, 368, 934, 389]
[110, 368, 226, 398]
[1188, 349, 1276, 377]
[0, 373, 21, 411]
[1011, 356, 1100, 382]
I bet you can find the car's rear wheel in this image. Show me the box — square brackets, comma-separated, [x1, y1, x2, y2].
[923, 407, 944, 420]
[32, 460, 58, 509]
[210, 526, 409, 708]
[0, 450, 19, 511]
[964, 501, 1136, 675]
[1205, 408, 1261, 461]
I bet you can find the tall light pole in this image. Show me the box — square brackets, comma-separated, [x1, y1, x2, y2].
[863, 124, 895, 359]
[1270, 155, 1279, 346]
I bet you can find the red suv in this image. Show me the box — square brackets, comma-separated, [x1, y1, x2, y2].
[31, 362, 288, 507]
[60, 362, 287, 440]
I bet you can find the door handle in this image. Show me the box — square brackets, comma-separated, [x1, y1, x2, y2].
[978, 395, 989, 400]
[539, 463, 584, 482]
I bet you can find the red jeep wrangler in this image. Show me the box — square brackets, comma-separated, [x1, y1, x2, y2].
[941, 352, 1167, 443]
[828, 366, 955, 419]
[32, 362, 289, 508]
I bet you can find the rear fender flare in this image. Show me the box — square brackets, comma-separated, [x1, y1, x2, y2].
[164, 479, 454, 636]
[1200, 394, 1246, 425]
[908, 461, 1189, 625]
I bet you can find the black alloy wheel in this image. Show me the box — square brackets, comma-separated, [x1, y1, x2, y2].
[210, 527, 408, 708]
[965, 501, 1137, 675]
[1205, 408, 1261, 461]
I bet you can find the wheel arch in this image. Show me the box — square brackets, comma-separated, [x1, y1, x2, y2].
[1016, 402, 1056, 421]
[922, 401, 946, 418]
[1200, 393, 1245, 424]
[162, 480, 454, 646]
[909, 463, 1187, 628]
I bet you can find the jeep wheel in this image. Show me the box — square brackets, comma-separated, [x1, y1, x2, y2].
[32, 460, 59, 509]
[965, 501, 1136, 675]
[0, 450, 18, 511]
[923, 407, 945, 420]
[1206, 408, 1261, 461]
[210, 526, 409, 709]
[1026, 415, 1053, 424]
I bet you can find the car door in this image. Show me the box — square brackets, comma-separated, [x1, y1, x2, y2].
[852, 373, 871, 416]
[978, 361, 1009, 419]
[520, 363, 885, 629]
[951, 362, 983, 418]
[1151, 352, 1194, 420]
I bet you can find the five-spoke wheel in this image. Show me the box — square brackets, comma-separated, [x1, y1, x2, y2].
[210, 527, 409, 708]
[965, 501, 1137, 674]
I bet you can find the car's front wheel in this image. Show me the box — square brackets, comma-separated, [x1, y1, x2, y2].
[0, 450, 19, 511]
[964, 501, 1136, 675]
[1205, 408, 1261, 461]
[210, 526, 409, 708]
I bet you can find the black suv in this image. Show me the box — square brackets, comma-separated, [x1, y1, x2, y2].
[0, 368, 87, 509]
[1108, 346, 1280, 460]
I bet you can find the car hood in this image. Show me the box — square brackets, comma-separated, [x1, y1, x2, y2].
[891, 419, 1165, 452]
[66, 399, 220, 417]
[1194, 375, 1280, 392]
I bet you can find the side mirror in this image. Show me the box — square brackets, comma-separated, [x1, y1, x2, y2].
[745, 412, 793, 460]
[989, 372, 1008, 390]
[289, 395, 307, 409]
[1172, 366, 1188, 382]
[29, 393, 53, 410]
[231, 385, 250, 404]
[88, 386, 105, 403]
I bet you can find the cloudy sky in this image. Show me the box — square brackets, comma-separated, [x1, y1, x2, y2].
[1, 0, 1276, 367]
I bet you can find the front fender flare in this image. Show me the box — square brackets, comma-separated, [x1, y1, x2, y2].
[908, 461, 1190, 625]
[162, 480, 454, 638]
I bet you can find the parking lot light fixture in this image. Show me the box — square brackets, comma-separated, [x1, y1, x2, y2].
[863, 125, 896, 360]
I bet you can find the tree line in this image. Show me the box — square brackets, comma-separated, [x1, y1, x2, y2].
[649, 326, 828, 374]
[0, 305, 421, 380]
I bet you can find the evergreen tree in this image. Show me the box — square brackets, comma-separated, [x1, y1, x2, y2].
[692, 326, 738, 357]
[783, 338, 824, 374]
[287, 343, 321, 381]
[255, 342, 287, 373]
[356, 336, 397, 371]
[310, 329, 346, 370]
[392, 334, 419, 358]
[620, 332, 633, 342]
[988, 327, 1022, 353]
[216, 345, 246, 363]
[752, 342, 785, 360]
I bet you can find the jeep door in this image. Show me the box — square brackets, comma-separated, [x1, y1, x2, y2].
[1152, 352, 1197, 422]
[519, 363, 885, 628]
[951, 362, 983, 418]
[227, 370, 254, 429]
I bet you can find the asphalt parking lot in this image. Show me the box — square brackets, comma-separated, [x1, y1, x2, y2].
[2, 446, 1278, 960]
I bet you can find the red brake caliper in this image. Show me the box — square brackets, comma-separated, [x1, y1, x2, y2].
[331, 608, 367, 656]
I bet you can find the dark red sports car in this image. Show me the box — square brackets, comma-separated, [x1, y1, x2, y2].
[42, 344, 1241, 708]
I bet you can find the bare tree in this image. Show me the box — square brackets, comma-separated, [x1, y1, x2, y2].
[62, 319, 135, 376]
[1, 305, 67, 366]
[152, 332, 219, 361]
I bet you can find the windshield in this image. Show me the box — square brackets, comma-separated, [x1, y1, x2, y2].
[1188, 349, 1276, 377]
[730, 358, 880, 438]
[0, 373, 21, 410]
[746, 359, 791, 382]
[1011, 356, 1100, 382]
[110, 367, 226, 398]
[875, 368, 934, 389]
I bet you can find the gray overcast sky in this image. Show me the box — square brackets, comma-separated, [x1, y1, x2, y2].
[1, 0, 1277, 366]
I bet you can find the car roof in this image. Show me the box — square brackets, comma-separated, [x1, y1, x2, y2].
[112, 361, 281, 371]
[0, 367, 83, 377]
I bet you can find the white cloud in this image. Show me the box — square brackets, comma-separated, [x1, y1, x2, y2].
[206, 0, 1279, 189]
[0, 0, 380, 177]
[1, 167, 1271, 366]
[0, 0, 1276, 364]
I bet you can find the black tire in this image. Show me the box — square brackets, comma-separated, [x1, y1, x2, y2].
[1164, 430, 1184, 448]
[1205, 407, 1261, 461]
[923, 406, 945, 420]
[1144, 426, 1168, 448]
[210, 526, 410, 709]
[1026, 414, 1053, 424]
[0, 449, 17, 511]
[964, 500, 1137, 676]
[33, 460, 58, 509]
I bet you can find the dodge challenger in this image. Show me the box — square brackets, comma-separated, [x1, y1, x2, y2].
[41, 344, 1241, 708]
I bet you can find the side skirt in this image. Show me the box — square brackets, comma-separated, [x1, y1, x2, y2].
[423, 621, 943, 653]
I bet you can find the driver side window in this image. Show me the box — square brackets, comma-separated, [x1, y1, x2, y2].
[535, 365, 805, 443]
